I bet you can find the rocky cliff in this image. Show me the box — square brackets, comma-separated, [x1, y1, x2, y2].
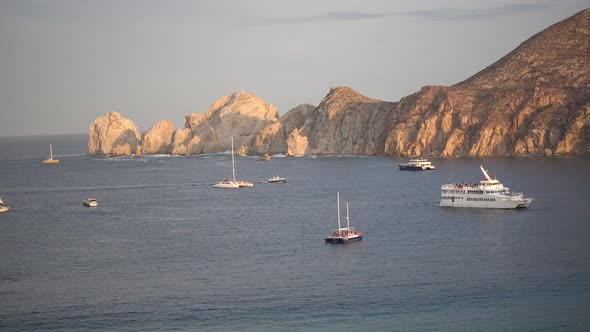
[170, 90, 280, 155]
[383, 8, 590, 157]
[88, 8, 590, 157]
[142, 120, 175, 154]
[87, 112, 142, 156]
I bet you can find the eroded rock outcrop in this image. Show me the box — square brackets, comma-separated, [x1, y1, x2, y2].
[171, 90, 280, 154]
[87, 112, 142, 156]
[142, 120, 175, 154]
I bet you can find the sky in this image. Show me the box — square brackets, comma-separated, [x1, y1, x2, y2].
[0, 0, 587, 136]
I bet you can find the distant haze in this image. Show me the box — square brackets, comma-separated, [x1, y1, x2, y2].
[0, 0, 587, 136]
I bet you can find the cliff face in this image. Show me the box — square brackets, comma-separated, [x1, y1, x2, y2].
[142, 120, 175, 154]
[88, 8, 590, 157]
[87, 112, 142, 156]
[278, 87, 395, 156]
[383, 8, 590, 157]
[170, 90, 280, 155]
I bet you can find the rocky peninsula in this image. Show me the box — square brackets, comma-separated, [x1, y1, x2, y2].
[88, 8, 590, 157]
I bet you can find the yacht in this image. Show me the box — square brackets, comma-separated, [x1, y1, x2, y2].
[41, 144, 60, 164]
[83, 198, 98, 207]
[214, 179, 240, 189]
[213, 136, 253, 189]
[325, 192, 362, 243]
[267, 176, 287, 183]
[0, 197, 9, 213]
[440, 166, 534, 209]
[399, 158, 435, 171]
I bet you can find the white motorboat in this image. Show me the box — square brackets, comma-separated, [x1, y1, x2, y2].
[267, 176, 286, 183]
[399, 158, 435, 171]
[325, 192, 362, 243]
[83, 198, 98, 207]
[0, 197, 9, 213]
[440, 166, 534, 209]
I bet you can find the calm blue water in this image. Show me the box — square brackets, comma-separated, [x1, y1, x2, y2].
[1, 135, 589, 331]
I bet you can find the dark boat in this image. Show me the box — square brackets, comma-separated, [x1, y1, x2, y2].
[325, 192, 362, 243]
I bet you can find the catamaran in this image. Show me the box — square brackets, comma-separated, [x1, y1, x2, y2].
[42, 144, 60, 164]
[325, 192, 362, 243]
[213, 137, 253, 188]
[0, 197, 9, 213]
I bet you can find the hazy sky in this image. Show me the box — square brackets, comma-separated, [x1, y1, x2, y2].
[0, 0, 587, 136]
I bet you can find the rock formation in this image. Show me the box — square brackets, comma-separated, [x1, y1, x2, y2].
[88, 8, 590, 157]
[87, 112, 142, 156]
[383, 8, 590, 157]
[142, 120, 175, 154]
[170, 90, 280, 155]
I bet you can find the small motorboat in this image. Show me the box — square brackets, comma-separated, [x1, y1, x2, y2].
[83, 198, 98, 207]
[268, 176, 287, 183]
[0, 197, 9, 213]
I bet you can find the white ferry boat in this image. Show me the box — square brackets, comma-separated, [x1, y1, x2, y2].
[440, 166, 533, 209]
[399, 158, 435, 171]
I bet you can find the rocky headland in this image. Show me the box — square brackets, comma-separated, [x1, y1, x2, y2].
[88, 8, 590, 157]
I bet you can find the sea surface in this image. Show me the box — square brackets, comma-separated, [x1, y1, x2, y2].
[1, 135, 589, 331]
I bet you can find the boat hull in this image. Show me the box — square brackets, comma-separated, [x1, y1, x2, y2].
[42, 159, 60, 164]
[325, 235, 362, 243]
[440, 198, 533, 209]
[399, 165, 434, 171]
[213, 183, 240, 189]
[0, 206, 9, 213]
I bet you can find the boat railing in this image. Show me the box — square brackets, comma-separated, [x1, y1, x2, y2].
[442, 183, 482, 189]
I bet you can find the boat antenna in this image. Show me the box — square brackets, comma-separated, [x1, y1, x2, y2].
[346, 202, 350, 231]
[480, 165, 492, 181]
[337, 192, 341, 234]
[231, 136, 236, 180]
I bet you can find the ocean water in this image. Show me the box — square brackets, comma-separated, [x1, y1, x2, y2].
[1, 135, 589, 331]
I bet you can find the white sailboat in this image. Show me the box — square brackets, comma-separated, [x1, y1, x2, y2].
[213, 136, 253, 188]
[325, 192, 362, 243]
[0, 197, 9, 213]
[41, 144, 60, 164]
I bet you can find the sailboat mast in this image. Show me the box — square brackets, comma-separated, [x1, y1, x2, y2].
[49, 144, 53, 160]
[337, 192, 341, 233]
[231, 136, 236, 180]
[346, 202, 350, 230]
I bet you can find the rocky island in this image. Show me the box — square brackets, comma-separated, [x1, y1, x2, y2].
[88, 8, 590, 157]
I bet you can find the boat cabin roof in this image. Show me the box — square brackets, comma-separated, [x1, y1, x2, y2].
[331, 227, 356, 232]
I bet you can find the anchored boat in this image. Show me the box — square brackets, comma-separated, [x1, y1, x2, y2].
[325, 192, 362, 243]
[213, 136, 253, 188]
[41, 144, 60, 164]
[440, 166, 534, 209]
